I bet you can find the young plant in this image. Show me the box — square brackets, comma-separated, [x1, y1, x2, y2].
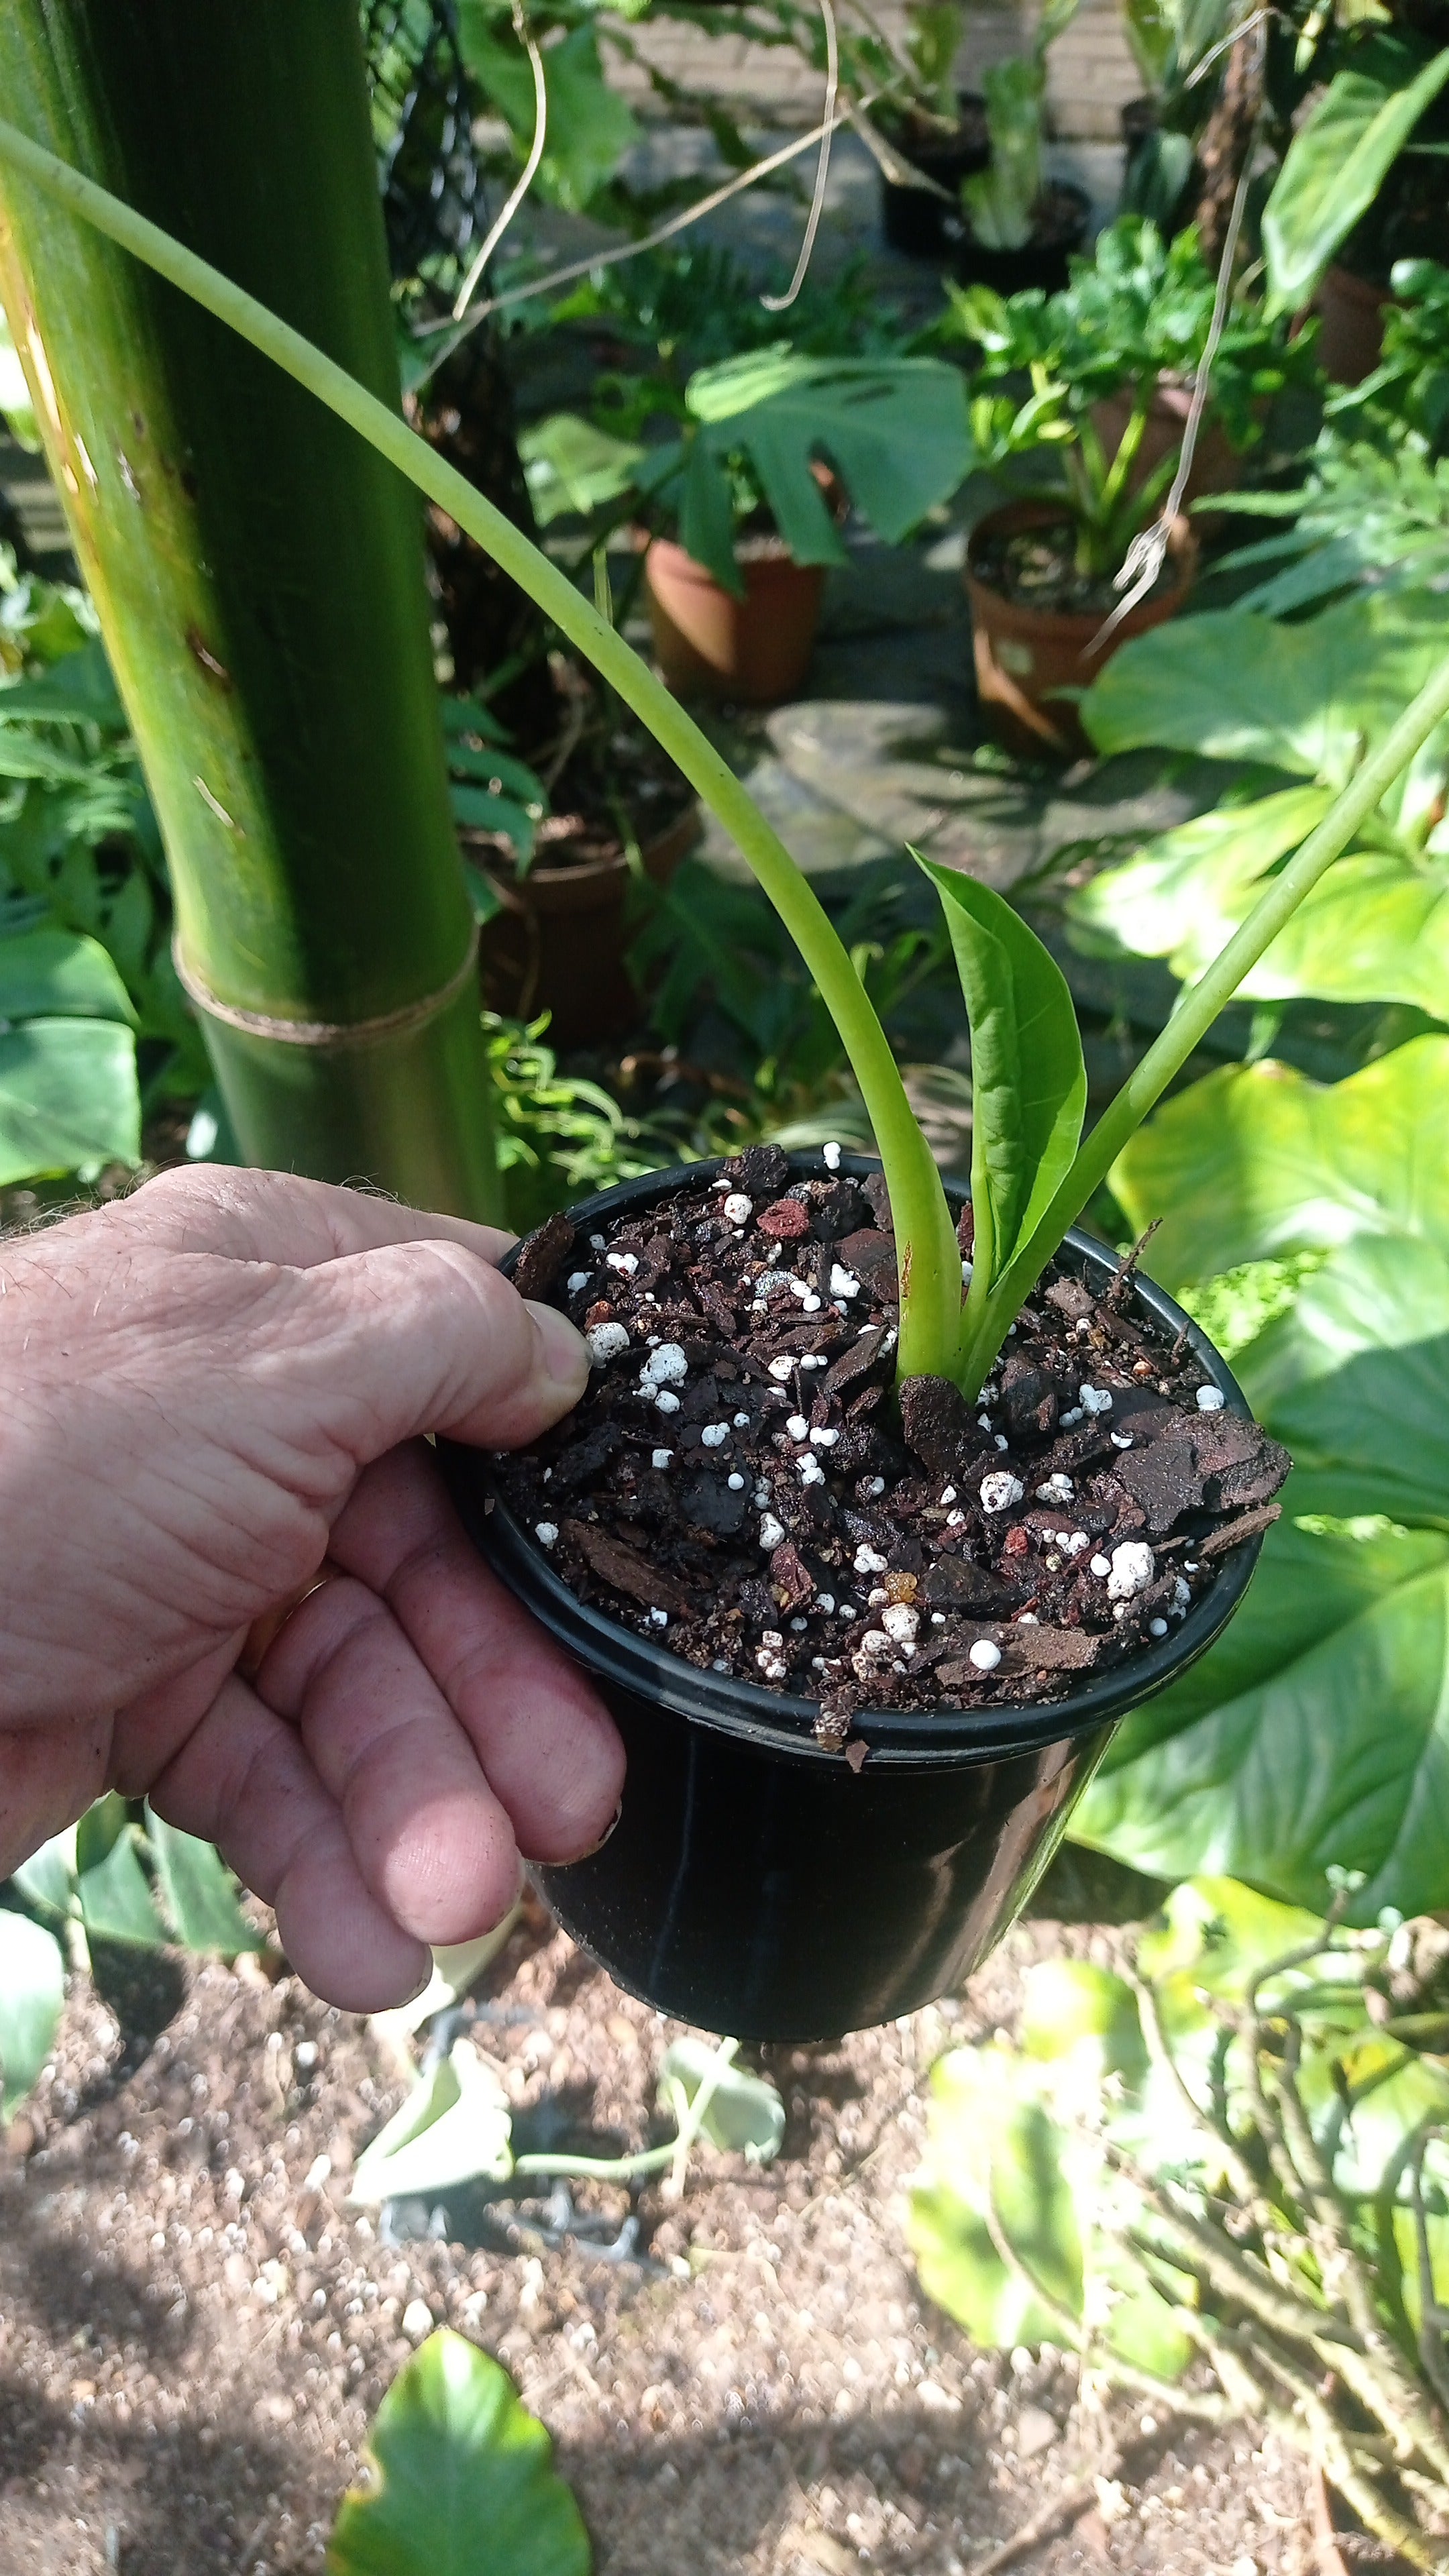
[958, 0, 1079, 253]
[7, 117, 1449, 1402]
[943, 215, 1315, 584]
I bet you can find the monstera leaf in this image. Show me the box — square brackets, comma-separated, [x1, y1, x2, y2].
[1069, 1041, 1449, 1921]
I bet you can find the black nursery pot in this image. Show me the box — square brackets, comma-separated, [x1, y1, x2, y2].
[441, 1156, 1265, 2045]
[944, 180, 1091, 297]
[879, 93, 990, 259]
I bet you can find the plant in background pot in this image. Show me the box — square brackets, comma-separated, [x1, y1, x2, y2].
[521, 345, 973, 706]
[944, 215, 1317, 754]
[945, 0, 1091, 294]
[15, 113, 1449, 2042]
[875, 2, 991, 261]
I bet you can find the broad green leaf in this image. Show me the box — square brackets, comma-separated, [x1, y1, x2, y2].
[0, 1910, 65, 2118]
[145, 1811, 266, 1955]
[455, 15, 638, 211]
[0, 926, 136, 1026]
[1112, 1038, 1449, 1290]
[1081, 591, 1449, 795]
[348, 2040, 514, 2208]
[1021, 1961, 1146, 2089]
[76, 1805, 166, 1949]
[678, 352, 971, 589]
[659, 2037, 786, 2164]
[327, 2330, 591, 2576]
[1073, 1517, 1449, 1920]
[9, 1825, 78, 1926]
[908, 2045, 1083, 2348]
[1263, 54, 1449, 317]
[0, 1016, 141, 1185]
[517, 415, 645, 527]
[915, 858, 1085, 1292]
[1136, 1876, 1336, 2000]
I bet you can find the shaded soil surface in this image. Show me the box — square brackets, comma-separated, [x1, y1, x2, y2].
[0, 1894, 1315, 2576]
[968, 521, 1187, 621]
[496, 1146, 1289, 1737]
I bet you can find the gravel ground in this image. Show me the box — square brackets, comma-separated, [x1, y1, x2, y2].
[0, 1894, 1315, 2576]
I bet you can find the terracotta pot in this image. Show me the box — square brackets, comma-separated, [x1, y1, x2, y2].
[1314, 262, 1393, 386]
[477, 799, 700, 1047]
[965, 497, 1198, 759]
[879, 92, 990, 259]
[1089, 378, 1242, 524]
[645, 537, 826, 706]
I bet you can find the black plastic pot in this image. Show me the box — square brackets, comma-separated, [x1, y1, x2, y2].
[944, 180, 1091, 297]
[879, 93, 990, 260]
[441, 1155, 1266, 2044]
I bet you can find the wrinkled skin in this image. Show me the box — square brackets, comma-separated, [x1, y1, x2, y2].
[0, 1167, 623, 2010]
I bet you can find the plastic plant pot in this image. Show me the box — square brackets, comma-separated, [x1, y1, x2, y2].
[879, 92, 991, 259]
[444, 1157, 1261, 2044]
[474, 798, 700, 1046]
[440, 1155, 1267, 2045]
[943, 180, 1090, 297]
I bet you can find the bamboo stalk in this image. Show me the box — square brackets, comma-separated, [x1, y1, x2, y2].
[0, 0, 498, 1216]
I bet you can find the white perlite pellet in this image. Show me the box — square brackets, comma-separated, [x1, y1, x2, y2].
[566, 1271, 591, 1294]
[785, 1414, 810, 1442]
[733, 1412, 751, 1428]
[606, 1250, 638, 1275]
[822, 1141, 841, 1170]
[853, 1544, 888, 1575]
[722, 1193, 753, 1227]
[810, 1426, 839, 1448]
[1089, 1554, 1112, 1579]
[700, 1423, 729, 1448]
[639, 1342, 688, 1387]
[969, 1640, 1002, 1672]
[727, 1472, 746, 1492]
[649, 1607, 669, 1628]
[653, 1388, 680, 1415]
[651, 1448, 674, 1470]
[768, 1357, 794, 1382]
[1036, 1473, 1075, 1503]
[979, 1470, 1024, 1514]
[830, 1267, 860, 1300]
[758, 1514, 786, 1551]
[798, 1455, 825, 1486]
[1108, 1541, 1155, 1601]
[881, 1604, 918, 1644]
[1196, 1385, 1226, 1411]
[534, 1522, 559, 1547]
[586, 1321, 630, 1365]
[1079, 1384, 1114, 1415]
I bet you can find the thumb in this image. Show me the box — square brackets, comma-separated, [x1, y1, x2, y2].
[267, 1238, 590, 1464]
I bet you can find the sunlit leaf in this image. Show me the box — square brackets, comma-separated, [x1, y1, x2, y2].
[659, 2038, 785, 2165]
[146, 1811, 266, 1955]
[348, 2041, 515, 2208]
[327, 2330, 590, 2576]
[1263, 53, 1449, 317]
[0, 1016, 141, 1186]
[0, 1910, 65, 2118]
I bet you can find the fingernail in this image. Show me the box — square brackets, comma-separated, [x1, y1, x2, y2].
[528, 1298, 590, 1400]
[574, 1799, 623, 1862]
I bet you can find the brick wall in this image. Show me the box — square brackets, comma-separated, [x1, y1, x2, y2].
[611, 0, 1140, 145]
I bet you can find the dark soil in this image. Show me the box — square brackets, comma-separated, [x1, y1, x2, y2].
[971, 520, 1187, 619]
[462, 674, 694, 882]
[496, 1147, 1289, 1743]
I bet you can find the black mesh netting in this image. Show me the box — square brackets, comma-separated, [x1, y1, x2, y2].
[362, 0, 486, 286]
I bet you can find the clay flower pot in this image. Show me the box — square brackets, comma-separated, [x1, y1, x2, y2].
[1089, 377, 1242, 524]
[477, 801, 700, 1049]
[645, 536, 828, 707]
[965, 495, 1198, 759]
[1314, 262, 1393, 386]
[441, 1154, 1266, 2045]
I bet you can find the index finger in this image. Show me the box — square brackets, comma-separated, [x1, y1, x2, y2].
[49, 1165, 517, 1272]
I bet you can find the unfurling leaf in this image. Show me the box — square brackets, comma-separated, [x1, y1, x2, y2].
[914, 857, 1085, 1299]
[659, 2037, 786, 2164]
[348, 2041, 515, 2208]
[327, 2330, 590, 2576]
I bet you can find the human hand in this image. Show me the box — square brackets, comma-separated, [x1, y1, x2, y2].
[0, 1167, 623, 2009]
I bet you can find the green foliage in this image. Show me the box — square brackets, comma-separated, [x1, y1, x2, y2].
[910, 1879, 1449, 2564]
[1069, 1040, 1449, 1921]
[659, 2036, 786, 2164]
[1263, 48, 1449, 317]
[915, 857, 1084, 1353]
[943, 218, 1315, 582]
[960, 0, 1081, 253]
[1074, 590, 1449, 1013]
[0, 301, 38, 450]
[523, 347, 971, 593]
[440, 692, 547, 875]
[328, 2330, 591, 2576]
[485, 1012, 665, 1233]
[457, 4, 639, 214]
[0, 1907, 65, 2120]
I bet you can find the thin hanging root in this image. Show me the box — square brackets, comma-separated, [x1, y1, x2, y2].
[761, 0, 839, 313]
[451, 0, 547, 319]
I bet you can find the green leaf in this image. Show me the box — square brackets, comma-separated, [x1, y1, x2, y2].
[0, 1909, 66, 2118]
[914, 857, 1085, 1295]
[1135, 1875, 1337, 2000]
[0, 926, 137, 1025]
[1263, 53, 1449, 317]
[327, 2330, 591, 2576]
[9, 1825, 78, 1926]
[348, 2041, 515, 2208]
[1240, 1234, 1449, 1527]
[145, 1811, 266, 1955]
[456, 13, 638, 212]
[1021, 1960, 1147, 2090]
[76, 1800, 167, 1948]
[908, 2044, 1083, 2349]
[1081, 590, 1449, 796]
[659, 2038, 786, 2164]
[0, 1015, 141, 1185]
[517, 414, 645, 527]
[1111, 1037, 1449, 1291]
[675, 352, 971, 590]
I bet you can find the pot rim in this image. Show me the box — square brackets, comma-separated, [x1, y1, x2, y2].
[952, 178, 1091, 250]
[445, 1152, 1268, 1770]
[470, 796, 700, 899]
[965, 495, 1198, 637]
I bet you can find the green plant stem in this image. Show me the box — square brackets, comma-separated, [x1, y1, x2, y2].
[511, 2142, 678, 2183]
[0, 115, 964, 1383]
[957, 643, 1449, 1388]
